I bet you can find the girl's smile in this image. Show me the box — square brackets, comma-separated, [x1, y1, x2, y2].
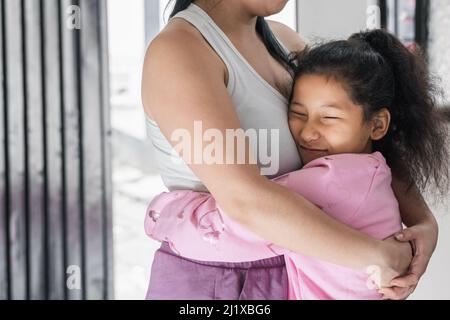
[298, 145, 329, 159]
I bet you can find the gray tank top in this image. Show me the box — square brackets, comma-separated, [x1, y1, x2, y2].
[146, 3, 302, 192]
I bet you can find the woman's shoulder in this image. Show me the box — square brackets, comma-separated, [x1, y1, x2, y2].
[266, 20, 306, 53]
[143, 20, 227, 84]
[142, 20, 228, 119]
[145, 21, 208, 61]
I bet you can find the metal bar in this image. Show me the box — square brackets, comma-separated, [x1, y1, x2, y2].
[4, 0, 27, 300]
[98, 0, 114, 300]
[61, 0, 83, 301]
[415, 0, 430, 55]
[79, 0, 107, 300]
[23, 0, 46, 300]
[42, 0, 65, 300]
[0, 0, 10, 301]
[379, 0, 388, 29]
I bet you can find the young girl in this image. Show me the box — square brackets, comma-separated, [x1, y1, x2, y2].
[144, 29, 449, 299]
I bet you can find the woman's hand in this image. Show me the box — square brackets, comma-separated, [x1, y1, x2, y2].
[378, 219, 439, 300]
[373, 235, 413, 289]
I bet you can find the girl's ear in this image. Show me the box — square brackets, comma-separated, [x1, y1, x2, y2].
[370, 108, 391, 141]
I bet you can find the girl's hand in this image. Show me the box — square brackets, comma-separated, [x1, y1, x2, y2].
[378, 221, 438, 300]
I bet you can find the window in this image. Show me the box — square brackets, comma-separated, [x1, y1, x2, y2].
[381, 0, 430, 53]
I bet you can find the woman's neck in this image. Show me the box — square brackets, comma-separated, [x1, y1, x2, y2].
[194, 0, 259, 42]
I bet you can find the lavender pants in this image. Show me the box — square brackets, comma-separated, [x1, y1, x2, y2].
[145, 241, 288, 300]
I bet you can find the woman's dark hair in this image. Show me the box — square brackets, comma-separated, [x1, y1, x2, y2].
[289, 29, 449, 196]
[167, 0, 292, 68]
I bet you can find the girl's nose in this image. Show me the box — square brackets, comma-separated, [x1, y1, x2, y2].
[300, 123, 321, 143]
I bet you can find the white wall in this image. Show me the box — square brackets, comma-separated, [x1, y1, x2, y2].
[410, 197, 450, 300]
[410, 0, 450, 300]
[429, 0, 450, 105]
[297, 0, 370, 41]
[268, 0, 297, 31]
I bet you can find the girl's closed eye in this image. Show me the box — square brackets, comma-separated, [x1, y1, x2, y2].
[290, 110, 308, 118]
[320, 105, 345, 120]
[322, 115, 341, 120]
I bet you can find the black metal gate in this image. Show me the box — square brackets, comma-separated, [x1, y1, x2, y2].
[0, 0, 113, 300]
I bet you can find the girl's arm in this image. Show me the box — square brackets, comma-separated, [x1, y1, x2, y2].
[380, 176, 439, 299]
[142, 26, 412, 283]
[393, 176, 438, 226]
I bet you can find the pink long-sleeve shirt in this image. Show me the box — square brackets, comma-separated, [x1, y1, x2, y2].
[144, 152, 402, 299]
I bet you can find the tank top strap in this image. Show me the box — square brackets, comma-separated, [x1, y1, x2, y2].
[171, 3, 293, 98]
[171, 3, 239, 90]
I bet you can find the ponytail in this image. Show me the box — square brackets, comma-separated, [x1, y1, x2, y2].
[351, 30, 449, 195]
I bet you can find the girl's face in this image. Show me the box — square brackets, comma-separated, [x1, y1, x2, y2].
[289, 74, 389, 165]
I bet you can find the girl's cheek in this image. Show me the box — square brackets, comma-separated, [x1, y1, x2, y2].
[322, 126, 346, 148]
[289, 119, 303, 138]
[325, 126, 362, 153]
[288, 120, 304, 144]
[288, 117, 301, 133]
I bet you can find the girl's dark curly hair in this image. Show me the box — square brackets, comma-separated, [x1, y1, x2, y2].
[288, 29, 449, 196]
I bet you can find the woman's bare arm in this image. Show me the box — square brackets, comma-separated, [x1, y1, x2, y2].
[141, 24, 411, 278]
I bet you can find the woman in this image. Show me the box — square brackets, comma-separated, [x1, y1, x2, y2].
[141, 0, 438, 300]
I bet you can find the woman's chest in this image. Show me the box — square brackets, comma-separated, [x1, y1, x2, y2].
[234, 40, 293, 100]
